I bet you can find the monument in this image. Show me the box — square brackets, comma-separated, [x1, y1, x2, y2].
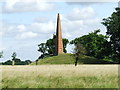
[55, 13, 64, 55]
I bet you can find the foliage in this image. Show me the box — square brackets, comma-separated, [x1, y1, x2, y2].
[70, 30, 111, 59]
[73, 43, 87, 56]
[46, 34, 56, 55]
[63, 38, 69, 53]
[2, 52, 32, 65]
[38, 34, 69, 58]
[0, 51, 3, 58]
[2, 59, 32, 65]
[102, 7, 120, 63]
[38, 43, 47, 58]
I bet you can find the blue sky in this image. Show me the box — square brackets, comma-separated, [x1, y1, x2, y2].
[0, 0, 118, 62]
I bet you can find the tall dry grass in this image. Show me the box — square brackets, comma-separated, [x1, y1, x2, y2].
[1, 65, 118, 88]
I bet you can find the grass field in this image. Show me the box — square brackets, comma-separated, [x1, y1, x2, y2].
[1, 65, 118, 88]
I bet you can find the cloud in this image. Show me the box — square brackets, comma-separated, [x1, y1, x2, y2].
[118, 1, 120, 7]
[33, 17, 50, 23]
[17, 25, 26, 32]
[58, 7, 106, 40]
[16, 31, 37, 40]
[66, 2, 104, 6]
[0, 32, 3, 36]
[1, 6, 102, 41]
[1, 20, 55, 40]
[29, 21, 55, 34]
[1, 0, 55, 13]
[67, 7, 95, 20]
[0, 43, 6, 51]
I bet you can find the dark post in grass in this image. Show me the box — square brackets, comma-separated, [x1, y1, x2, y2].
[75, 55, 79, 66]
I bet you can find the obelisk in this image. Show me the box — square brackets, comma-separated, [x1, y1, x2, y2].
[55, 13, 64, 55]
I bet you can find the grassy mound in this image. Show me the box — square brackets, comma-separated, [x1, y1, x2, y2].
[31, 53, 75, 65]
[31, 53, 113, 65]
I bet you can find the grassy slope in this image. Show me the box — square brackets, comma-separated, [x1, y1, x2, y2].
[31, 53, 112, 65]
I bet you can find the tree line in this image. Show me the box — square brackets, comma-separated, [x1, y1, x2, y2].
[1, 52, 32, 65]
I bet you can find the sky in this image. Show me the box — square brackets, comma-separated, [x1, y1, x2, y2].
[0, 0, 119, 62]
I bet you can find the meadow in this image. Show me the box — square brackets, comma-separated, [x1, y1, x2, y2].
[1, 65, 119, 88]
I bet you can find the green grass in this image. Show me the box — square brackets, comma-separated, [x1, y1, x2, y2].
[31, 53, 112, 65]
[31, 53, 75, 65]
[1, 65, 118, 88]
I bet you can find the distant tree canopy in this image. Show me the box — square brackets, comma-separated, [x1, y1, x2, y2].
[2, 59, 32, 65]
[70, 30, 111, 59]
[102, 7, 120, 63]
[0, 51, 3, 58]
[38, 34, 69, 59]
[2, 52, 32, 65]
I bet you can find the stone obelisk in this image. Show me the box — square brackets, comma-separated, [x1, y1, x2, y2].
[55, 13, 64, 55]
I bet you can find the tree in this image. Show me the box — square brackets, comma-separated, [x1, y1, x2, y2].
[70, 30, 111, 59]
[25, 60, 32, 65]
[11, 52, 17, 66]
[38, 34, 69, 58]
[46, 34, 56, 55]
[102, 7, 120, 63]
[38, 43, 47, 58]
[73, 43, 86, 66]
[2, 60, 12, 65]
[63, 38, 69, 53]
[0, 51, 3, 58]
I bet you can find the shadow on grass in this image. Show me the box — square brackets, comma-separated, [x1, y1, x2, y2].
[78, 56, 115, 64]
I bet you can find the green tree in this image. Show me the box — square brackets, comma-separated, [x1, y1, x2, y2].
[46, 35, 69, 55]
[73, 43, 86, 66]
[11, 52, 17, 66]
[102, 7, 120, 63]
[73, 43, 86, 56]
[38, 43, 47, 57]
[63, 38, 69, 53]
[0, 51, 3, 58]
[38, 34, 69, 58]
[70, 30, 111, 59]
[46, 34, 56, 55]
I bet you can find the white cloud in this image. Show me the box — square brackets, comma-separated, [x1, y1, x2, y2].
[1, 0, 55, 13]
[17, 25, 26, 32]
[0, 32, 2, 36]
[1, 20, 55, 40]
[83, 18, 100, 24]
[1, 6, 104, 41]
[29, 21, 55, 34]
[34, 17, 50, 23]
[67, 7, 95, 20]
[16, 31, 37, 40]
[58, 7, 105, 40]
[0, 43, 6, 51]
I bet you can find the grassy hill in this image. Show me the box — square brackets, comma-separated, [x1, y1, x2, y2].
[31, 53, 113, 65]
